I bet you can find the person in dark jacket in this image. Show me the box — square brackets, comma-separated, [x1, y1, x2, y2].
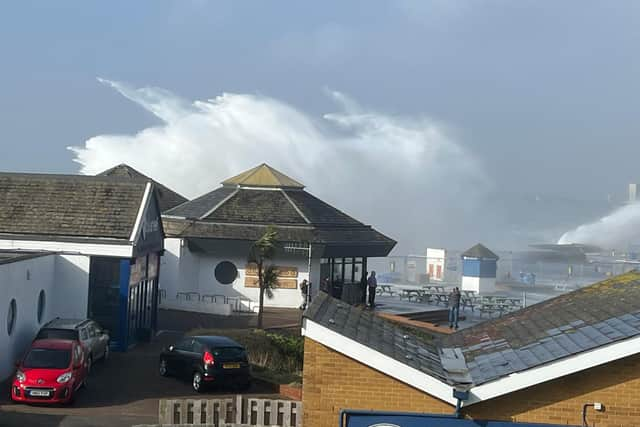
[448, 287, 461, 329]
[367, 271, 378, 308]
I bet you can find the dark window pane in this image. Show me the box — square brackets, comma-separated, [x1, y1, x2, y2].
[36, 329, 78, 341]
[215, 261, 238, 285]
[24, 349, 71, 369]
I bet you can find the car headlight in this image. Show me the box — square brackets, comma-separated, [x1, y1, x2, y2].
[57, 372, 73, 384]
[16, 370, 25, 383]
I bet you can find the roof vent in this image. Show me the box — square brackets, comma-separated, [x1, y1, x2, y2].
[328, 318, 335, 325]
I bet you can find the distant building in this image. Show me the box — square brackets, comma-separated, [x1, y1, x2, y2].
[426, 248, 446, 281]
[460, 243, 499, 294]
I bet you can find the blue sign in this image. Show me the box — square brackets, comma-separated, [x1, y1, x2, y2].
[342, 411, 574, 427]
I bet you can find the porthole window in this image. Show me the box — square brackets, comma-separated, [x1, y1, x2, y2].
[37, 290, 46, 324]
[7, 298, 17, 336]
[215, 261, 238, 285]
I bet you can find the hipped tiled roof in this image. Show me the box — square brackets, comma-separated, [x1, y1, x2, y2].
[0, 173, 148, 239]
[461, 243, 499, 260]
[98, 164, 188, 212]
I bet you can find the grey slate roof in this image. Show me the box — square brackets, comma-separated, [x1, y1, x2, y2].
[461, 243, 499, 260]
[205, 189, 307, 224]
[306, 270, 640, 388]
[0, 172, 147, 240]
[305, 292, 450, 384]
[164, 187, 236, 219]
[443, 270, 640, 385]
[98, 164, 188, 212]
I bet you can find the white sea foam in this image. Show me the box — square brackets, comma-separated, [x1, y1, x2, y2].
[69, 79, 488, 251]
[558, 202, 640, 249]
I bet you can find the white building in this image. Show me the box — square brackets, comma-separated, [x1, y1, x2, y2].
[0, 172, 164, 380]
[159, 164, 396, 312]
[426, 248, 446, 282]
[460, 243, 499, 294]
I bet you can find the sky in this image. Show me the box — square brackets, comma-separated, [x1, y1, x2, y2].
[1, 1, 639, 252]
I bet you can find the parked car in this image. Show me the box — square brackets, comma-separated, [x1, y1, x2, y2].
[11, 339, 88, 404]
[35, 318, 110, 372]
[159, 335, 251, 392]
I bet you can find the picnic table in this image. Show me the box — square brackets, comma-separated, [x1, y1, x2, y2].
[376, 284, 396, 296]
[177, 291, 200, 301]
[398, 287, 428, 302]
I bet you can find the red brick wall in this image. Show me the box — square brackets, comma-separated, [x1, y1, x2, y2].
[303, 337, 640, 427]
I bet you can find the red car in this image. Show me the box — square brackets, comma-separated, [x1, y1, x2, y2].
[11, 339, 88, 404]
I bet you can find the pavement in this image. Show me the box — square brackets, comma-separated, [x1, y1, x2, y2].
[0, 308, 302, 427]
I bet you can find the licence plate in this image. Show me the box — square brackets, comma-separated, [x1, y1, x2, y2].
[29, 390, 51, 397]
[223, 363, 240, 369]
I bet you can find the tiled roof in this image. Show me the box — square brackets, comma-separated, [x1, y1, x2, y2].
[305, 292, 450, 384]
[284, 190, 362, 225]
[98, 164, 188, 212]
[205, 189, 307, 224]
[443, 270, 640, 385]
[461, 243, 499, 260]
[164, 187, 236, 219]
[222, 164, 304, 189]
[306, 271, 640, 389]
[0, 173, 147, 239]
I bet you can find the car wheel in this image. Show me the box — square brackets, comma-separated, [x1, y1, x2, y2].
[192, 371, 203, 393]
[87, 356, 93, 374]
[82, 376, 89, 389]
[159, 359, 169, 377]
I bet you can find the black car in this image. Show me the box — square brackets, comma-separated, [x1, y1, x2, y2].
[159, 335, 251, 392]
[35, 318, 110, 372]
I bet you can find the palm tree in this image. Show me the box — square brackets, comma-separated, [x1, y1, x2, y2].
[249, 226, 278, 329]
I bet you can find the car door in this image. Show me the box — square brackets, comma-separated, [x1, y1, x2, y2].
[170, 337, 193, 378]
[91, 322, 108, 358]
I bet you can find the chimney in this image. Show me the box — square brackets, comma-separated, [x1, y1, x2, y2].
[629, 184, 637, 203]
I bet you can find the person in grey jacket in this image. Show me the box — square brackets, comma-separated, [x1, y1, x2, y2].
[448, 287, 461, 329]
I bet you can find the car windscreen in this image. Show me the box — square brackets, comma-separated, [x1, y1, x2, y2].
[23, 348, 71, 369]
[211, 347, 247, 360]
[36, 329, 78, 341]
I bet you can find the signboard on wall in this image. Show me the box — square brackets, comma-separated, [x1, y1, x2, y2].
[342, 412, 573, 427]
[244, 264, 298, 289]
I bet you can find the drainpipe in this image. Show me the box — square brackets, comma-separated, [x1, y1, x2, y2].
[453, 389, 470, 418]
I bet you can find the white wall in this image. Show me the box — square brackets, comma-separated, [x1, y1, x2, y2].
[160, 238, 313, 309]
[0, 255, 55, 381]
[461, 276, 496, 294]
[53, 255, 91, 318]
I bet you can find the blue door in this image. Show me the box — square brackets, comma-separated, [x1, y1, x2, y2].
[342, 411, 576, 427]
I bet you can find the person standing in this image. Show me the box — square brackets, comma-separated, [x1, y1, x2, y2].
[367, 271, 378, 308]
[448, 287, 461, 329]
[299, 279, 309, 310]
[360, 271, 368, 305]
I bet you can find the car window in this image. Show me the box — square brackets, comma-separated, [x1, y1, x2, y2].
[36, 328, 78, 341]
[24, 348, 71, 369]
[79, 328, 89, 340]
[192, 340, 205, 354]
[175, 338, 192, 351]
[87, 325, 96, 338]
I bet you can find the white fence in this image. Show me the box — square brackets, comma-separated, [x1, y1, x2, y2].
[136, 396, 302, 427]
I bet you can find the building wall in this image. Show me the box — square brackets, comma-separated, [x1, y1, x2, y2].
[303, 337, 640, 427]
[53, 254, 90, 318]
[302, 338, 454, 427]
[461, 276, 496, 294]
[160, 238, 315, 309]
[0, 255, 56, 381]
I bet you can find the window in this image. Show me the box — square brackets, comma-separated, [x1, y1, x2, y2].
[215, 261, 238, 285]
[175, 337, 192, 351]
[36, 328, 78, 341]
[192, 340, 205, 354]
[80, 327, 89, 340]
[37, 290, 46, 324]
[7, 299, 16, 336]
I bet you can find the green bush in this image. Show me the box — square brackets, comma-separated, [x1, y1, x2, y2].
[187, 328, 303, 384]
